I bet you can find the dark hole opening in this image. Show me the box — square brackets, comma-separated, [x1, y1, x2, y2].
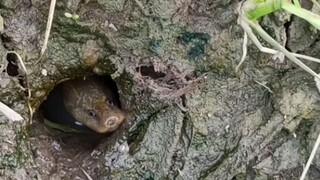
[136, 65, 166, 79]
[6, 52, 20, 76]
[1, 34, 14, 50]
[5, 52, 26, 89]
[31, 75, 126, 178]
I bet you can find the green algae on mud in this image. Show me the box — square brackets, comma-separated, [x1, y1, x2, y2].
[0, 122, 31, 172]
[178, 31, 211, 60]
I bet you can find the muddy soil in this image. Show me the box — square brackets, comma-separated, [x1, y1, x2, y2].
[1, 0, 320, 179]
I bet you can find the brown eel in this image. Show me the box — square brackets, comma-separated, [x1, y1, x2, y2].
[41, 76, 125, 134]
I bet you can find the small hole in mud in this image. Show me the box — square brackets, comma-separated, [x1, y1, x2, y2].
[30, 75, 126, 179]
[6, 52, 26, 88]
[1, 34, 14, 50]
[6, 52, 20, 76]
[136, 65, 166, 79]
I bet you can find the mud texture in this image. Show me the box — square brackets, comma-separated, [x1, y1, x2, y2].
[1, 0, 320, 179]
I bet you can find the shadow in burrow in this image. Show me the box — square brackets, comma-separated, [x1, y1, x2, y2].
[28, 74, 130, 179]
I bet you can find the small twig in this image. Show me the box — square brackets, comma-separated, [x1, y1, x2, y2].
[80, 167, 93, 180]
[40, 0, 56, 57]
[253, 79, 273, 93]
[3, 139, 14, 145]
[7, 51, 33, 122]
[133, 0, 147, 15]
[236, 28, 248, 72]
[305, 75, 320, 179]
[177, 168, 185, 180]
[300, 131, 320, 180]
[311, 0, 320, 9]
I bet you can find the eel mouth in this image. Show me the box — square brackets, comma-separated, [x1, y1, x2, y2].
[104, 115, 124, 131]
[105, 116, 119, 127]
[85, 114, 125, 134]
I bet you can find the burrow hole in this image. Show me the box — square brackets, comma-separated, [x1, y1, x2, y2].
[136, 65, 166, 79]
[30, 75, 125, 178]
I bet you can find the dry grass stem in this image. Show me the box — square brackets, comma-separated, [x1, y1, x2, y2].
[40, 0, 56, 57]
[0, 101, 23, 121]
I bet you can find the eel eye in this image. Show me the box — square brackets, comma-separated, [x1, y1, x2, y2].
[107, 100, 114, 106]
[88, 110, 96, 117]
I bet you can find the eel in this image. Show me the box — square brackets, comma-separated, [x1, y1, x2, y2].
[41, 76, 125, 134]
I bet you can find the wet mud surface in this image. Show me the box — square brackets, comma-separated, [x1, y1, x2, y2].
[30, 120, 103, 179]
[1, 0, 320, 179]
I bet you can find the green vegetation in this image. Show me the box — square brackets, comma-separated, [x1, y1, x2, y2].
[237, 0, 320, 79]
[237, 1, 320, 179]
